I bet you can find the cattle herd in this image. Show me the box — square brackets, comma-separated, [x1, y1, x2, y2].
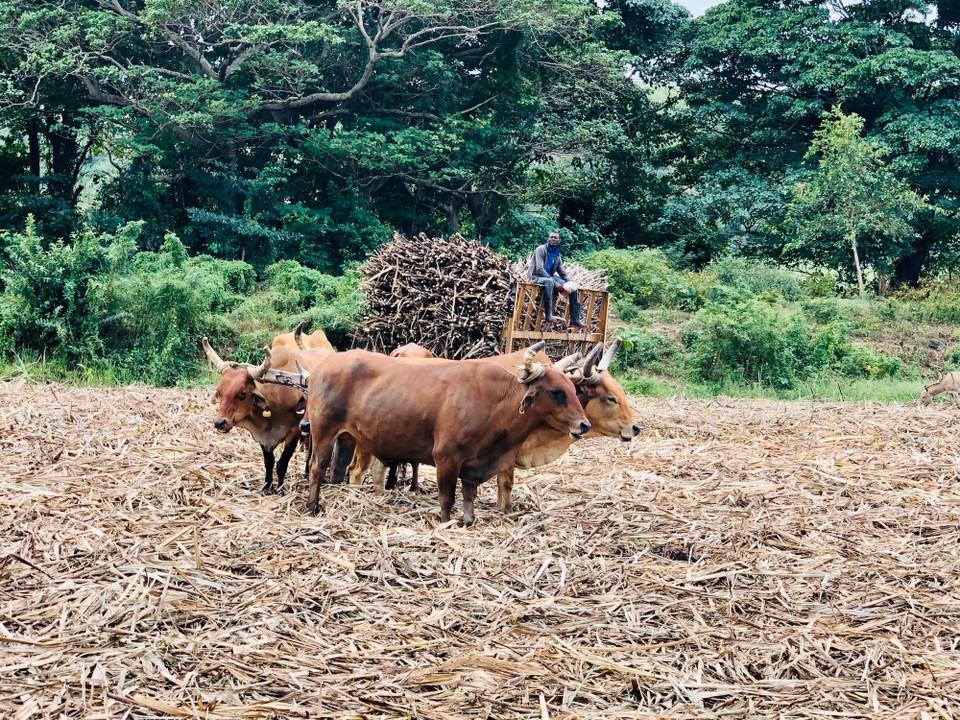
[202, 321, 640, 526]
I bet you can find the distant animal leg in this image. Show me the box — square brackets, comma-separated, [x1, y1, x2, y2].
[331, 435, 355, 485]
[274, 434, 299, 492]
[385, 463, 399, 490]
[409, 463, 421, 494]
[496, 466, 515, 514]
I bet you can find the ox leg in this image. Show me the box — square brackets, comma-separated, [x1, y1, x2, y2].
[496, 467, 515, 514]
[260, 444, 276, 493]
[348, 447, 371, 485]
[302, 434, 312, 480]
[409, 463, 421, 494]
[331, 435, 355, 485]
[274, 435, 299, 493]
[307, 440, 335, 516]
[370, 459, 388, 489]
[385, 464, 399, 491]
[461, 481, 478, 527]
[436, 463, 459, 524]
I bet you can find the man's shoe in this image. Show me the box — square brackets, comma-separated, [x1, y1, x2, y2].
[569, 320, 587, 330]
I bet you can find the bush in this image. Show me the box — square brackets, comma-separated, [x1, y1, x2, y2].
[0, 216, 107, 357]
[582, 248, 698, 309]
[946, 345, 960, 372]
[706, 256, 807, 301]
[613, 328, 679, 373]
[683, 300, 800, 389]
[91, 234, 253, 384]
[801, 270, 837, 298]
[801, 298, 841, 324]
[837, 345, 902, 379]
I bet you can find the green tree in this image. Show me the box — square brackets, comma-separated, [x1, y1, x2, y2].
[786, 108, 927, 296]
[672, 0, 960, 281]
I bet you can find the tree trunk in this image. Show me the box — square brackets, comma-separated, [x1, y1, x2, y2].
[27, 117, 41, 195]
[850, 234, 866, 298]
[446, 196, 461, 234]
[46, 115, 80, 202]
[892, 225, 934, 288]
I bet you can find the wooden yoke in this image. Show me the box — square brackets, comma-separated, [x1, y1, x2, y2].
[502, 282, 609, 355]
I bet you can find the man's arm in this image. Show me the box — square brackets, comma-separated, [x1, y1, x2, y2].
[554, 255, 569, 282]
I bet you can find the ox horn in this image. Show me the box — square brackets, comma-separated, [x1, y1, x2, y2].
[518, 341, 547, 384]
[248, 345, 273, 382]
[597, 337, 623, 372]
[249, 348, 310, 393]
[523, 341, 546, 369]
[579, 342, 604, 385]
[552, 350, 582, 373]
[201, 337, 233, 374]
[295, 359, 311, 383]
[294, 320, 309, 350]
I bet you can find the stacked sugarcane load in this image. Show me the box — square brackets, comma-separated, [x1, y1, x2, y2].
[355, 232, 606, 359]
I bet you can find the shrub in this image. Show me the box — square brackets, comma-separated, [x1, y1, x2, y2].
[801, 270, 837, 298]
[683, 300, 799, 389]
[837, 345, 902, 378]
[613, 299, 642, 322]
[801, 298, 841, 324]
[613, 328, 679, 373]
[0, 216, 107, 357]
[582, 248, 697, 309]
[706, 256, 807, 301]
[91, 234, 253, 384]
[946, 345, 960, 372]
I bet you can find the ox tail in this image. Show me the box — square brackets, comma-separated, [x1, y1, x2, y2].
[331, 434, 356, 485]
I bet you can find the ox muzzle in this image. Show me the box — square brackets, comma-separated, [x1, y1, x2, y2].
[622, 423, 641, 441]
[570, 420, 591, 440]
[213, 418, 230, 433]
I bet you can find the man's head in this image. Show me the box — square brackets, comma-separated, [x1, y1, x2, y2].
[547, 230, 561, 247]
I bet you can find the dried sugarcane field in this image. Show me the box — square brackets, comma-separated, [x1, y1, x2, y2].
[2, 379, 960, 719]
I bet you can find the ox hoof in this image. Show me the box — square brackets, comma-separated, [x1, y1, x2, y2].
[307, 502, 322, 516]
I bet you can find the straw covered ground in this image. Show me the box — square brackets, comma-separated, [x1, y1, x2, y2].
[2, 379, 960, 719]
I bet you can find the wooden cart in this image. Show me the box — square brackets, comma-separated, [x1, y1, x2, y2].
[501, 281, 609, 356]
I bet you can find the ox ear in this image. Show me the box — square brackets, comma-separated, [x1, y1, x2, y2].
[520, 386, 539, 414]
[253, 391, 272, 418]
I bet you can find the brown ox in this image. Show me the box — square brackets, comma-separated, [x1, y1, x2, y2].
[390, 343, 435, 359]
[273, 320, 335, 353]
[203, 339, 304, 493]
[261, 342, 589, 525]
[349, 340, 639, 513]
[492, 339, 639, 512]
[203, 339, 334, 493]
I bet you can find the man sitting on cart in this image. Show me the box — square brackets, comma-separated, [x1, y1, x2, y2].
[528, 229, 586, 329]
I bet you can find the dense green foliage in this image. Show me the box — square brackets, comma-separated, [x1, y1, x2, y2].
[0, 219, 362, 384]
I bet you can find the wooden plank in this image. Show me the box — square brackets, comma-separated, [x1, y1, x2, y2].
[512, 330, 605, 342]
[598, 291, 610, 342]
[504, 284, 524, 353]
[522, 284, 541, 332]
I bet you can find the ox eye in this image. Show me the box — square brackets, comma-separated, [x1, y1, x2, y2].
[238, 391, 247, 400]
[549, 388, 567, 404]
[606, 396, 617, 404]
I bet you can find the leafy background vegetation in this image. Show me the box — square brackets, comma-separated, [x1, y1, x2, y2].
[1, 0, 959, 400]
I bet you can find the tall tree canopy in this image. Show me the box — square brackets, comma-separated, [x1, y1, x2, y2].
[667, 0, 960, 282]
[0, 0, 676, 271]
